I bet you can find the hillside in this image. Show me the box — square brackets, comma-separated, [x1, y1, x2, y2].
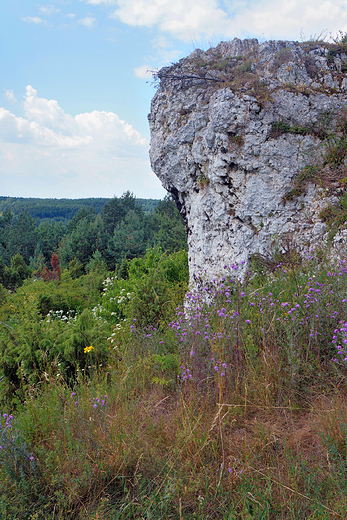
[0, 196, 160, 223]
[0, 192, 187, 283]
[0, 250, 346, 518]
[1, 35, 347, 519]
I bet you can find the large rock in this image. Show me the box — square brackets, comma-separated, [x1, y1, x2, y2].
[149, 38, 347, 282]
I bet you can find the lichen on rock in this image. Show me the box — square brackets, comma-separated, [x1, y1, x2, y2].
[149, 37, 347, 283]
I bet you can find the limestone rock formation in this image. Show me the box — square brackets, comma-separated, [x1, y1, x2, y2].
[149, 37, 347, 282]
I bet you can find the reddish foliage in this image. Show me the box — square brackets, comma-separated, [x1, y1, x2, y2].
[51, 253, 61, 281]
[43, 254, 61, 282]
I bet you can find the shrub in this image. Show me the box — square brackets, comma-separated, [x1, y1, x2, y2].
[96, 248, 188, 330]
[1, 254, 347, 517]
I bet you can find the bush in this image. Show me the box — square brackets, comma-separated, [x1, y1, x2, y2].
[0, 272, 110, 402]
[96, 248, 188, 329]
[2, 252, 347, 517]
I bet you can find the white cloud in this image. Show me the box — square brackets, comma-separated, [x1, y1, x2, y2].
[38, 5, 60, 16]
[79, 0, 118, 4]
[111, 0, 231, 41]
[67, 13, 76, 18]
[21, 16, 47, 25]
[78, 16, 97, 28]
[4, 90, 17, 103]
[134, 65, 153, 79]
[23, 86, 79, 135]
[109, 0, 347, 42]
[134, 44, 183, 81]
[151, 35, 171, 49]
[0, 86, 164, 198]
[228, 0, 347, 40]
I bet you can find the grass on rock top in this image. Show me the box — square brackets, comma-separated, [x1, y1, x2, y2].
[1, 251, 347, 518]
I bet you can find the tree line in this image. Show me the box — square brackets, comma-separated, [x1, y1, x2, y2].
[0, 196, 159, 223]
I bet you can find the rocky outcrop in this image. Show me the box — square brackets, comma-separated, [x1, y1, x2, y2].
[149, 38, 347, 282]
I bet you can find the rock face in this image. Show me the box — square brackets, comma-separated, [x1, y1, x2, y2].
[149, 38, 347, 283]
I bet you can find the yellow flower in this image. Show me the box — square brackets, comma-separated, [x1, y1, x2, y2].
[84, 346, 94, 353]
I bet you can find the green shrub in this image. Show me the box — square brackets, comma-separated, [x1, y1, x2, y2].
[0, 273, 110, 402]
[96, 248, 188, 330]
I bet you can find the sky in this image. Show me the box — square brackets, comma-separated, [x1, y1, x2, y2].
[0, 1, 347, 200]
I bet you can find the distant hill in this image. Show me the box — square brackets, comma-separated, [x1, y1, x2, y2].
[0, 196, 160, 223]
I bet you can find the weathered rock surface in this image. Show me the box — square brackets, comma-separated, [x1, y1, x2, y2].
[149, 38, 347, 282]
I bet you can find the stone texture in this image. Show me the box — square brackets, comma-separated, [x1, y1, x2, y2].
[149, 38, 347, 283]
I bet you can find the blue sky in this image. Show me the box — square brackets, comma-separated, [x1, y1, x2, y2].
[0, 0, 346, 199]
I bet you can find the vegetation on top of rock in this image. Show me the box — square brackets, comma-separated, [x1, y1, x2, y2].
[281, 107, 347, 240]
[153, 32, 347, 102]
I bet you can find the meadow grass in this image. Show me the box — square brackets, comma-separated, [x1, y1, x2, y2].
[1, 254, 347, 519]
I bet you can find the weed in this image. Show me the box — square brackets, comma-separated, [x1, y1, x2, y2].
[323, 135, 347, 166]
[196, 169, 210, 189]
[270, 121, 311, 138]
[319, 191, 347, 237]
[272, 48, 293, 71]
[228, 134, 244, 148]
[241, 59, 252, 73]
[282, 109, 347, 216]
[1, 255, 347, 516]
[303, 56, 319, 79]
[248, 78, 270, 102]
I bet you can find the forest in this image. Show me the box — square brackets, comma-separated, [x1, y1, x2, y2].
[0, 196, 159, 222]
[0, 192, 187, 291]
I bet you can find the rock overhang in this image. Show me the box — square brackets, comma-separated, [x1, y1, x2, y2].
[149, 37, 347, 283]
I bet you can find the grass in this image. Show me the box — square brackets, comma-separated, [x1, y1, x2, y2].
[187, 51, 272, 104]
[270, 121, 312, 139]
[271, 48, 295, 73]
[280, 109, 347, 232]
[319, 191, 347, 240]
[1, 252, 347, 518]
